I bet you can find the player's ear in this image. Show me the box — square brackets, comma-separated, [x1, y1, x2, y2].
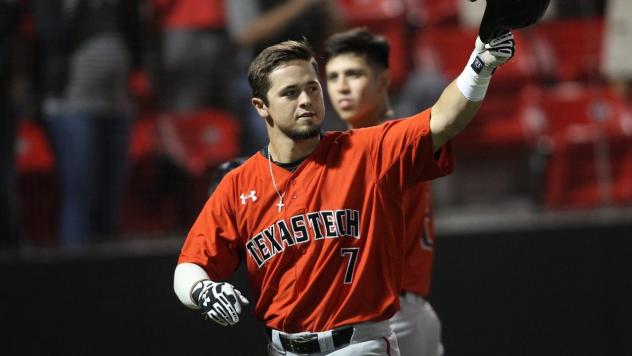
[252, 97, 270, 119]
[378, 69, 392, 91]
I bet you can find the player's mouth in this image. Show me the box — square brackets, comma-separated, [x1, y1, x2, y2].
[337, 99, 354, 110]
[297, 111, 316, 120]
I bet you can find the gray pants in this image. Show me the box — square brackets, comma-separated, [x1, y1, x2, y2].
[389, 293, 443, 356]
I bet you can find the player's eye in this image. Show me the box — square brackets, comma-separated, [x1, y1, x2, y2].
[283, 89, 297, 97]
[347, 69, 363, 78]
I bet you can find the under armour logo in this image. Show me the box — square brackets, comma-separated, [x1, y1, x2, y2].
[240, 191, 258, 205]
[471, 56, 484, 74]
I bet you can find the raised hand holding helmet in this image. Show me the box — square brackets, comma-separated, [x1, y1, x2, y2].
[471, 31, 516, 75]
[456, 31, 516, 101]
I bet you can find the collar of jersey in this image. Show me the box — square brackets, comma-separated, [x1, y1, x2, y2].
[259, 133, 324, 172]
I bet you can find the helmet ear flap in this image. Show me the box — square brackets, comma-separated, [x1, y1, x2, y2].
[478, 0, 551, 43]
[208, 158, 247, 195]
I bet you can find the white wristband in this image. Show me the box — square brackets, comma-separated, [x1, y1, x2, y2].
[456, 56, 493, 102]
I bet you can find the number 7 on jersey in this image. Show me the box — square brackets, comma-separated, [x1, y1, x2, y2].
[340, 248, 360, 284]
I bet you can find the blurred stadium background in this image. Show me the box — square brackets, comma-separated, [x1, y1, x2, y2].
[1, 0, 631, 355]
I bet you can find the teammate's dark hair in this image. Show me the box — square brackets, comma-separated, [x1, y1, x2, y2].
[248, 40, 317, 104]
[324, 27, 390, 69]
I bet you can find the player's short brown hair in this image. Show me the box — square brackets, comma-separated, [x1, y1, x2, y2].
[324, 27, 390, 70]
[248, 40, 317, 104]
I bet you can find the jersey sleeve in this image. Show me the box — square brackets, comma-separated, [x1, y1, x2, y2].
[177, 178, 242, 281]
[363, 108, 454, 190]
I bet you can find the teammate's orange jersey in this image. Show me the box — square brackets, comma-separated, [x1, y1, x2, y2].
[178, 110, 453, 332]
[400, 182, 435, 297]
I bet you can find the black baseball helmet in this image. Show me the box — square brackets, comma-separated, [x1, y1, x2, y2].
[209, 157, 247, 196]
[479, 0, 551, 42]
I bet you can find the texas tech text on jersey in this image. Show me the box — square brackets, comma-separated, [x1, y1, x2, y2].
[246, 209, 360, 268]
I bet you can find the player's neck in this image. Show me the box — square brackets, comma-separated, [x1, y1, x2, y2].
[268, 135, 320, 163]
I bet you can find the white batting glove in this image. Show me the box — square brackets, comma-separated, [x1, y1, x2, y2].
[191, 280, 250, 326]
[457, 31, 515, 101]
[469, 32, 516, 76]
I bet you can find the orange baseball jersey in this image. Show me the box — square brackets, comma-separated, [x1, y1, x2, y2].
[178, 109, 453, 332]
[400, 181, 435, 297]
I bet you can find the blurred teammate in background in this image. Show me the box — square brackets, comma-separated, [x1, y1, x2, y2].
[325, 27, 442, 356]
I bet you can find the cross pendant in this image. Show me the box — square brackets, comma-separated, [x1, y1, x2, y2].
[276, 199, 284, 212]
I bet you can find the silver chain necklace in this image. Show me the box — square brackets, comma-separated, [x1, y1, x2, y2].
[267, 146, 286, 213]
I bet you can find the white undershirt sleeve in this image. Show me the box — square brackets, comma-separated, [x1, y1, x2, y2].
[174, 263, 211, 309]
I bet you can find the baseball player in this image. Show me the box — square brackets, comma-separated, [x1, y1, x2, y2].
[324, 28, 442, 356]
[174, 31, 515, 355]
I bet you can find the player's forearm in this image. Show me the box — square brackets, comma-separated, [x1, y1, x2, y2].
[174, 262, 210, 309]
[429, 33, 515, 152]
[430, 80, 482, 152]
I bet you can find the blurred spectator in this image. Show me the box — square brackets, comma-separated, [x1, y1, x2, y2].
[226, 0, 344, 153]
[552, 0, 605, 19]
[602, 0, 632, 103]
[32, 0, 142, 247]
[228, 0, 341, 56]
[392, 35, 447, 118]
[456, 0, 485, 29]
[151, 0, 234, 113]
[395, 2, 449, 117]
[0, 0, 21, 249]
[146, 0, 237, 229]
[393, 70, 446, 118]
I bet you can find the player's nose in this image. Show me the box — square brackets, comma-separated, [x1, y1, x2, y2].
[337, 78, 350, 93]
[298, 90, 312, 108]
